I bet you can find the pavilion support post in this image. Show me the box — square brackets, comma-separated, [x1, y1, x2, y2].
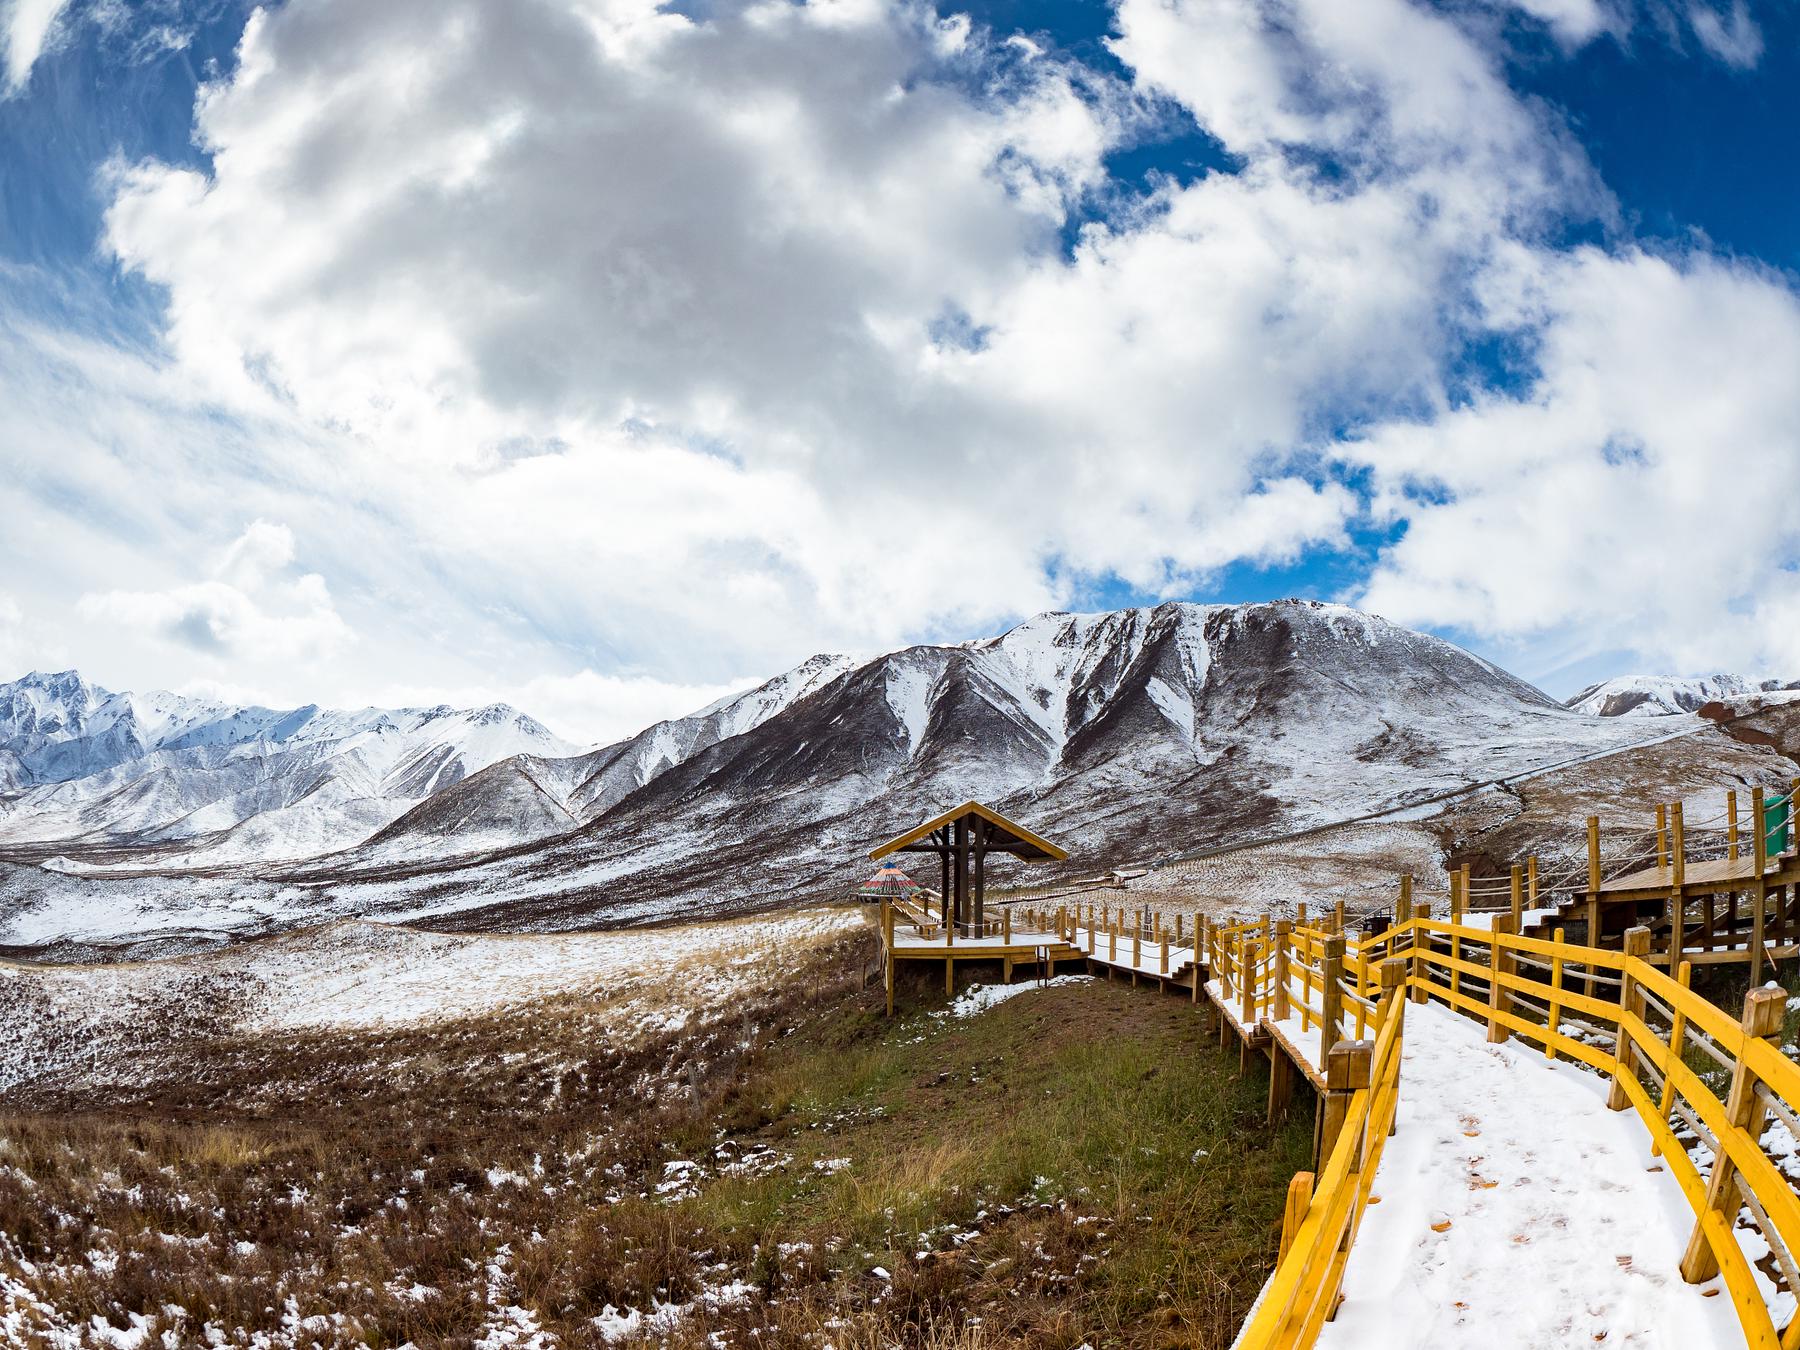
[954, 816, 969, 936]
[973, 821, 988, 935]
[943, 846, 957, 943]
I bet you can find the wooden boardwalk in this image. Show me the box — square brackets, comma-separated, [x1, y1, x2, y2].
[871, 789, 1800, 1348]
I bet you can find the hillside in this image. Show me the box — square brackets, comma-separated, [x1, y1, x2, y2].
[1565, 673, 1800, 717]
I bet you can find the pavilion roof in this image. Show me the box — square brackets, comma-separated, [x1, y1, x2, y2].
[868, 800, 1068, 863]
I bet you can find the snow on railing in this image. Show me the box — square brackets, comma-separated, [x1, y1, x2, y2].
[1231, 914, 1800, 1350]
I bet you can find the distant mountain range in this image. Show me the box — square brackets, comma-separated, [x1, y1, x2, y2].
[1564, 674, 1800, 718]
[0, 600, 1704, 952]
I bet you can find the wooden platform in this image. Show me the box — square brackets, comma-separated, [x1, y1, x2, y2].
[1595, 854, 1797, 899]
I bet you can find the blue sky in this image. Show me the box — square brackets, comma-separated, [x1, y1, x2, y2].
[1, 0, 1798, 741]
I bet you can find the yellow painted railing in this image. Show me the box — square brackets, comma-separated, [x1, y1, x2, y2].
[1234, 972, 1406, 1345]
[1233, 916, 1800, 1350]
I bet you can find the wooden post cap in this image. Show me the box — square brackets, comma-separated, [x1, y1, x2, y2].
[1743, 985, 1787, 1039]
[1274, 918, 1293, 935]
[1622, 926, 1652, 958]
[1379, 957, 1407, 990]
[1326, 1040, 1373, 1091]
[1324, 935, 1346, 960]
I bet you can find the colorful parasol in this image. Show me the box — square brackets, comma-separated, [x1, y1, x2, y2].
[856, 863, 920, 900]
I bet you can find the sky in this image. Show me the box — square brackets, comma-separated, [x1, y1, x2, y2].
[0, 0, 1797, 745]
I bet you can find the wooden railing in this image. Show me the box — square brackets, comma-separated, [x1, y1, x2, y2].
[1235, 960, 1407, 1345]
[1232, 916, 1800, 1350]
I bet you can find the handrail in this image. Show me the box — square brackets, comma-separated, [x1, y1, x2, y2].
[1234, 983, 1406, 1345]
[1235, 916, 1800, 1350]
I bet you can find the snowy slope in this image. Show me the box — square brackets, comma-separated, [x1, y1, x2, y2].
[1565, 674, 1800, 717]
[355, 653, 855, 862]
[0, 602, 1730, 949]
[0, 672, 578, 864]
[274, 602, 1671, 932]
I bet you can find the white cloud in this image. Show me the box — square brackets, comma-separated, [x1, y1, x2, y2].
[1, 0, 72, 93]
[1685, 0, 1762, 67]
[77, 520, 353, 665]
[1354, 245, 1800, 673]
[0, 0, 1788, 721]
[93, 0, 1588, 672]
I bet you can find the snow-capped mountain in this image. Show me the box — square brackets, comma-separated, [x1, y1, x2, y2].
[284, 600, 1664, 930]
[358, 653, 855, 860]
[1566, 674, 1800, 718]
[0, 672, 579, 863]
[0, 602, 1703, 949]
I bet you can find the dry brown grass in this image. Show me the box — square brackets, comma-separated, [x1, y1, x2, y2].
[1, 928, 1310, 1348]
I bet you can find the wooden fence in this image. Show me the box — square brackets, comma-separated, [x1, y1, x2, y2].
[1226, 914, 1800, 1350]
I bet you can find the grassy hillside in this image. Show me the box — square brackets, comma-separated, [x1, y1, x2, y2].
[0, 927, 1312, 1348]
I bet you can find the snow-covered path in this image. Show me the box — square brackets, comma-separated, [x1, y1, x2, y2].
[1319, 1002, 1745, 1348]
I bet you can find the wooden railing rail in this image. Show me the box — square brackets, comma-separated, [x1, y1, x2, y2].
[1235, 915, 1800, 1350]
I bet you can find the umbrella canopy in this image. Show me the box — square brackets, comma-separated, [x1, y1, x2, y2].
[856, 863, 919, 899]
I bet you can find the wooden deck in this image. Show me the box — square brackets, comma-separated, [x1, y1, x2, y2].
[1594, 853, 1800, 898]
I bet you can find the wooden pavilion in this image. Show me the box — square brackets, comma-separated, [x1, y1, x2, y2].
[870, 801, 1068, 936]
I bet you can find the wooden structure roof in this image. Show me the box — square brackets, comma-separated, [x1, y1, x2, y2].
[869, 801, 1068, 863]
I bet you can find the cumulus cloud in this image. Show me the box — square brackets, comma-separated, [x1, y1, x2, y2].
[77, 520, 353, 664]
[1355, 244, 1800, 673]
[94, 0, 1597, 668]
[0, 0, 1787, 720]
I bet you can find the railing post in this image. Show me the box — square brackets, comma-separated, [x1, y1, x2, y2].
[1278, 1171, 1315, 1261]
[1652, 960, 1693, 1157]
[1333, 899, 1346, 934]
[1544, 929, 1566, 1061]
[1396, 874, 1412, 928]
[1605, 926, 1651, 1110]
[1486, 916, 1515, 1044]
[1273, 920, 1292, 1020]
[1411, 901, 1431, 1004]
[1679, 986, 1787, 1283]
[1321, 935, 1346, 1060]
[1379, 959, 1407, 1137]
[1317, 1040, 1373, 1167]
[1527, 854, 1539, 908]
[1003, 908, 1012, 944]
[1449, 870, 1465, 1002]
[1752, 788, 1768, 987]
[1586, 816, 1602, 895]
[1656, 803, 1669, 873]
[1378, 957, 1408, 1034]
[1727, 789, 1740, 862]
[1669, 801, 1686, 971]
[1509, 864, 1523, 930]
[1160, 934, 1169, 976]
[1240, 935, 1255, 1027]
